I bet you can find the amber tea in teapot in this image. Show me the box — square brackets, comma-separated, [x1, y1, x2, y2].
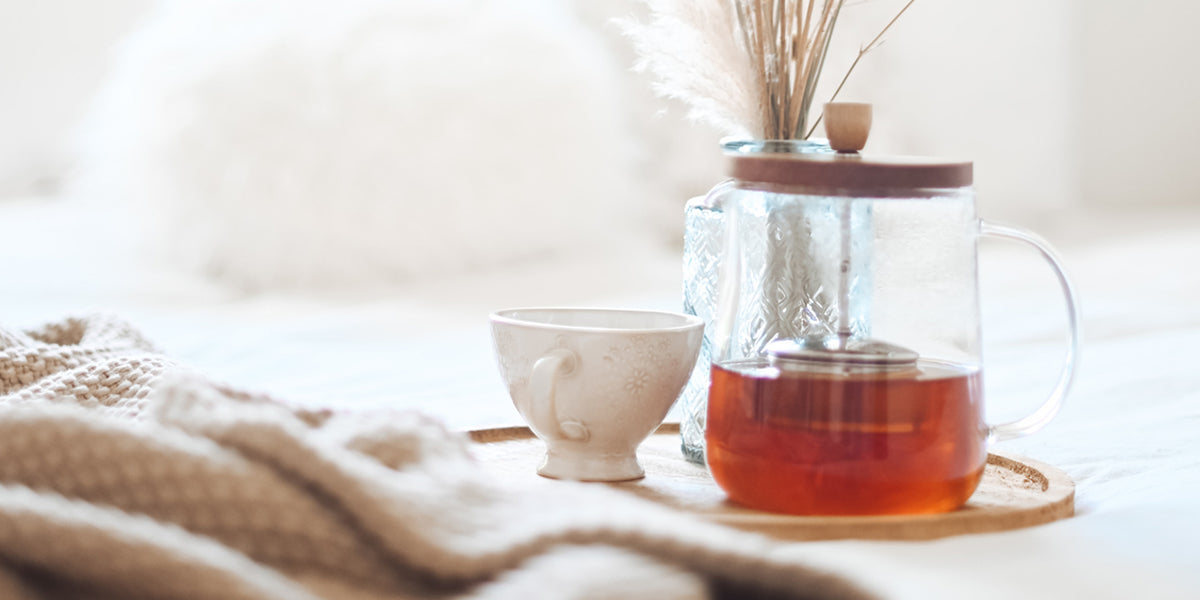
[707, 356, 985, 515]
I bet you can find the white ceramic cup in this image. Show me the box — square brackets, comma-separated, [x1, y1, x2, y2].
[490, 308, 704, 481]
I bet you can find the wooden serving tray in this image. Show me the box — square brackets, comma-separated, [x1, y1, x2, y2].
[469, 423, 1074, 542]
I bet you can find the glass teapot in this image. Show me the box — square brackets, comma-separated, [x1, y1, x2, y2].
[703, 150, 1081, 516]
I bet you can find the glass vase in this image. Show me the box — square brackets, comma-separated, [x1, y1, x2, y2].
[681, 138, 863, 464]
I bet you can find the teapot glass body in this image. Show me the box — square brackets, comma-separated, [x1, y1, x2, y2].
[704, 153, 1080, 515]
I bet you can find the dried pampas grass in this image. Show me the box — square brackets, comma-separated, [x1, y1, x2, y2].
[624, 0, 914, 140]
[622, 1, 766, 138]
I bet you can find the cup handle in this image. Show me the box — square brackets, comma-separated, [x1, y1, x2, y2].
[528, 349, 589, 441]
[979, 220, 1082, 442]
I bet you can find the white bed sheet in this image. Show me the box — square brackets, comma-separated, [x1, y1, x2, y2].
[2, 198, 1198, 598]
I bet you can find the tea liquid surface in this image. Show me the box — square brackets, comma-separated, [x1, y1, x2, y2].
[706, 358, 986, 515]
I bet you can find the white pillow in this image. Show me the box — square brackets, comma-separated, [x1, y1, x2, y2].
[73, 0, 657, 290]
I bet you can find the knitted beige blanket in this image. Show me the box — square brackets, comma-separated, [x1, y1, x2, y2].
[0, 316, 872, 600]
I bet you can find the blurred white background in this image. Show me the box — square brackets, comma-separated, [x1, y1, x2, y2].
[1, 0, 1198, 276]
[0, 0, 154, 197]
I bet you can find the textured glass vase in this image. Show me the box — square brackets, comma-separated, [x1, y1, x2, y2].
[680, 139, 873, 464]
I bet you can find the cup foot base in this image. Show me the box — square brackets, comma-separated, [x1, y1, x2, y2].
[538, 450, 644, 482]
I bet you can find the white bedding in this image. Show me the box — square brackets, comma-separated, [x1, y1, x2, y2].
[3, 197, 1199, 598]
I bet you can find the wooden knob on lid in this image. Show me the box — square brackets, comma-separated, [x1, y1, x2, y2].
[824, 102, 872, 153]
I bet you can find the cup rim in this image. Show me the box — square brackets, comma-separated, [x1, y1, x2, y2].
[490, 307, 703, 334]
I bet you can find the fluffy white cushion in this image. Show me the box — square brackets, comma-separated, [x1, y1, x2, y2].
[74, 0, 674, 290]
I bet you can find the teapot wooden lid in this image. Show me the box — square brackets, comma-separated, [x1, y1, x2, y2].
[728, 152, 973, 196]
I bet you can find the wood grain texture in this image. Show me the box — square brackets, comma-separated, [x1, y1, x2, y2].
[824, 102, 872, 153]
[469, 423, 1074, 542]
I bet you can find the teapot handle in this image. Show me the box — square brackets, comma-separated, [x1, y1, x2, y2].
[979, 221, 1082, 442]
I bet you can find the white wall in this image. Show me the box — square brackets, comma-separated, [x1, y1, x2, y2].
[1078, 0, 1200, 209]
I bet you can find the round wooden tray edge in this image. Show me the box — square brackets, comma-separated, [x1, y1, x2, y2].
[466, 422, 1075, 542]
